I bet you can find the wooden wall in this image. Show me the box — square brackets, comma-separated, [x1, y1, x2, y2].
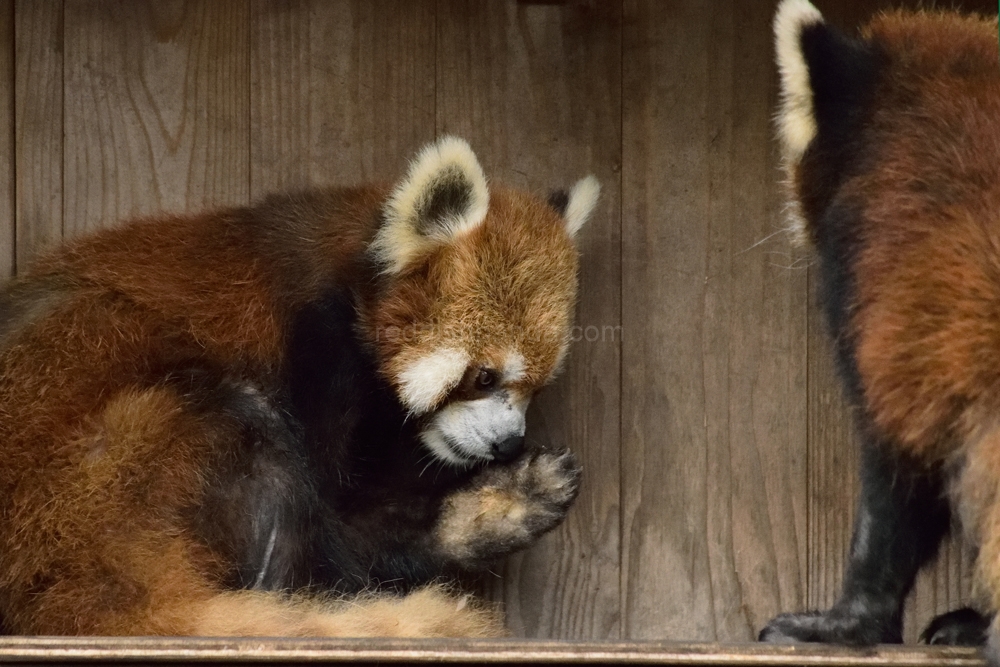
[0, 0, 995, 644]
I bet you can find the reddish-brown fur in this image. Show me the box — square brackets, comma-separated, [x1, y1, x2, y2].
[0, 176, 577, 636]
[842, 12, 1000, 460]
[368, 190, 578, 395]
[794, 8, 1000, 633]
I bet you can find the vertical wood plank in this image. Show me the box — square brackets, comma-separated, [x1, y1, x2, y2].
[14, 0, 62, 268]
[250, 0, 436, 196]
[436, 0, 622, 641]
[0, 0, 13, 277]
[621, 0, 808, 641]
[61, 0, 249, 238]
[805, 277, 857, 614]
[802, 0, 877, 635]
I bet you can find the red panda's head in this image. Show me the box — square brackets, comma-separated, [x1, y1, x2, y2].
[364, 137, 599, 466]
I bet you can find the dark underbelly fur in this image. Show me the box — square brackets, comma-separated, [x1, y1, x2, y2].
[190, 290, 475, 595]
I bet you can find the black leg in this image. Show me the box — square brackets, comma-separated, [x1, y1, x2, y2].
[760, 436, 951, 645]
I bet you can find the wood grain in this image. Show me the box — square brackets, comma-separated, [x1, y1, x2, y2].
[0, 0, 13, 277]
[435, 0, 623, 641]
[0, 637, 986, 667]
[805, 273, 857, 615]
[8, 0, 1000, 648]
[14, 0, 63, 268]
[61, 0, 249, 237]
[621, 0, 809, 642]
[250, 0, 436, 196]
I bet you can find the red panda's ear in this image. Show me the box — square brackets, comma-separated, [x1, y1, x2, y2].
[775, 0, 825, 164]
[559, 175, 600, 239]
[372, 136, 490, 273]
[776, 0, 878, 167]
[774, 0, 880, 245]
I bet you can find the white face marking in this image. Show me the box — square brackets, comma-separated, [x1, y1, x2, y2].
[502, 350, 527, 383]
[420, 394, 528, 464]
[397, 347, 470, 415]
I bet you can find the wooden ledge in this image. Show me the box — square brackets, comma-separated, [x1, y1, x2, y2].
[0, 638, 985, 666]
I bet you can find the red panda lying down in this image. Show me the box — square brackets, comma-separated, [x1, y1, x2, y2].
[761, 0, 1000, 657]
[0, 136, 598, 637]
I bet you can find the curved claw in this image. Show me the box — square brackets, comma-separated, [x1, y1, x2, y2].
[920, 608, 990, 646]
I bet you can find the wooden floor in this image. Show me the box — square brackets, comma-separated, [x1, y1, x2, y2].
[0, 638, 986, 667]
[0, 0, 997, 646]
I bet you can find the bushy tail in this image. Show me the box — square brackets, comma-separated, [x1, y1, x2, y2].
[190, 585, 507, 638]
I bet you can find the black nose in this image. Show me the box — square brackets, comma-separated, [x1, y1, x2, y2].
[491, 436, 524, 462]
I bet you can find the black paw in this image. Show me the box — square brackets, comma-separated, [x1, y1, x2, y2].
[759, 610, 901, 646]
[920, 608, 990, 646]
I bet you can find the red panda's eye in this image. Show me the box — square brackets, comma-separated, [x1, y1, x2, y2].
[475, 368, 498, 390]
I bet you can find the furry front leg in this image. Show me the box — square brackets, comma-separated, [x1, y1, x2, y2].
[434, 449, 581, 569]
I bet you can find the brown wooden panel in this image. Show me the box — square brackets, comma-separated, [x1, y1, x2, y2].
[0, 0, 13, 277]
[10, 0, 994, 649]
[804, 0, 996, 644]
[0, 637, 986, 667]
[621, 0, 809, 642]
[805, 276, 857, 615]
[436, 0, 622, 641]
[14, 0, 63, 268]
[250, 0, 436, 196]
[61, 0, 249, 237]
[800, 0, 878, 634]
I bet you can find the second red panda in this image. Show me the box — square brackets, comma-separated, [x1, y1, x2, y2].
[761, 0, 1000, 656]
[0, 136, 598, 637]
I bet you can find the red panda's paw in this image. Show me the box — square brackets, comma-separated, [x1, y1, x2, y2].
[434, 449, 582, 568]
[758, 609, 901, 646]
[509, 448, 582, 511]
[920, 608, 991, 646]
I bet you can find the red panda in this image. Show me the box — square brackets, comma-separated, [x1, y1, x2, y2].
[0, 136, 599, 637]
[760, 0, 1000, 655]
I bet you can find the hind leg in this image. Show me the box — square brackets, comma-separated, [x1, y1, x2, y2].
[760, 437, 950, 645]
[2, 384, 504, 638]
[953, 429, 1000, 661]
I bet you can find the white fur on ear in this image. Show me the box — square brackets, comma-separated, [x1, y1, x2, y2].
[373, 136, 490, 274]
[774, 0, 823, 164]
[564, 175, 600, 238]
